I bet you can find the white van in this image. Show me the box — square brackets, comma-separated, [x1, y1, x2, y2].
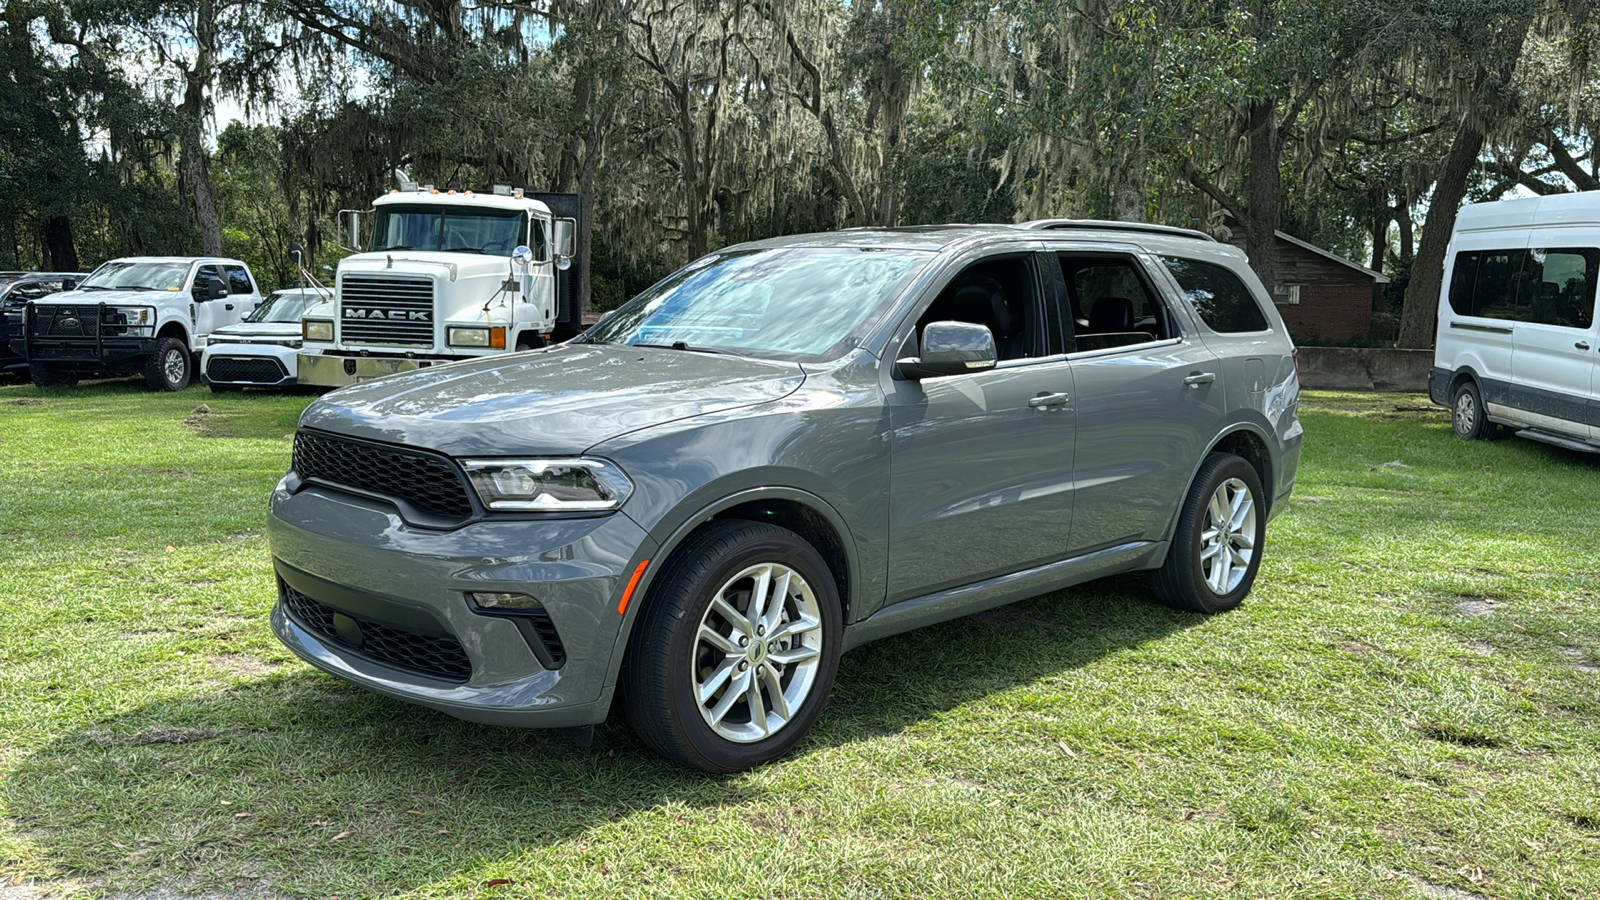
[1430, 193, 1599, 452]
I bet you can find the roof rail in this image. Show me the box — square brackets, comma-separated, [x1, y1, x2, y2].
[1018, 218, 1217, 243]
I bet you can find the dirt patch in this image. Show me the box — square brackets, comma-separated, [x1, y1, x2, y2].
[5, 398, 45, 406]
[1339, 639, 1383, 655]
[1400, 874, 1488, 900]
[210, 654, 280, 678]
[1559, 647, 1599, 674]
[180, 404, 214, 433]
[1416, 721, 1503, 749]
[90, 726, 221, 747]
[1464, 641, 1494, 657]
[1454, 596, 1500, 617]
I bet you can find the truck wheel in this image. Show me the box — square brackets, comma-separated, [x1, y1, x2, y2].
[516, 333, 545, 351]
[1147, 452, 1266, 614]
[1450, 379, 1496, 440]
[144, 338, 193, 391]
[621, 520, 842, 773]
[29, 364, 77, 388]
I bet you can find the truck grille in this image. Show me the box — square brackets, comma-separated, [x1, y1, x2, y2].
[207, 356, 288, 384]
[279, 580, 472, 682]
[339, 275, 434, 347]
[293, 430, 475, 522]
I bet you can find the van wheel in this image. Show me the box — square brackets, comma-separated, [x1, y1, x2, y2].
[1148, 452, 1265, 614]
[1450, 380, 1495, 440]
[144, 338, 192, 391]
[29, 363, 78, 388]
[621, 520, 842, 773]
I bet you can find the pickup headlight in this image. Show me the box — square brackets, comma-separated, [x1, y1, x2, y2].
[303, 320, 333, 341]
[448, 326, 506, 349]
[461, 458, 633, 512]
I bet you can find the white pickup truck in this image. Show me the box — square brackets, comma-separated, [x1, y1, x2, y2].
[20, 256, 262, 390]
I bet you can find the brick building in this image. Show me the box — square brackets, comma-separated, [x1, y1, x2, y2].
[1222, 226, 1390, 343]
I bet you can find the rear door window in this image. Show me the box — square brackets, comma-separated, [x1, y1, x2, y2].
[1160, 257, 1269, 333]
[224, 265, 255, 296]
[1056, 254, 1174, 352]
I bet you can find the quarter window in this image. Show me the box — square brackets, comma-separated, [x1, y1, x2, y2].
[1161, 257, 1270, 332]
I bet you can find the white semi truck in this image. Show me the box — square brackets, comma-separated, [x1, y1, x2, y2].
[297, 183, 584, 388]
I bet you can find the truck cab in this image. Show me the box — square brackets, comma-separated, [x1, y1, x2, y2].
[297, 187, 583, 388]
[22, 257, 261, 390]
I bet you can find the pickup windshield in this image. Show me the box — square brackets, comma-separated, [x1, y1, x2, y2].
[370, 205, 524, 256]
[245, 292, 320, 323]
[78, 261, 190, 292]
[586, 246, 931, 362]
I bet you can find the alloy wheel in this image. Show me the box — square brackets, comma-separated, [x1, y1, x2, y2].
[1199, 477, 1256, 595]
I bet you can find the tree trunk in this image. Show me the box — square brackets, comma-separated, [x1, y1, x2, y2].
[1394, 204, 1414, 262]
[178, 0, 222, 256]
[42, 215, 78, 271]
[1395, 115, 1485, 348]
[1244, 97, 1281, 294]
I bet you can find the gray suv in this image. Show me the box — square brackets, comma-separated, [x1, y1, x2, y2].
[267, 221, 1302, 772]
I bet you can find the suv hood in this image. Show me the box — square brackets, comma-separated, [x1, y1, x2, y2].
[298, 342, 806, 456]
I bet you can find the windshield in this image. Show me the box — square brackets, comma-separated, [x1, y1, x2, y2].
[245, 292, 319, 323]
[586, 247, 931, 361]
[79, 261, 190, 292]
[370, 204, 524, 256]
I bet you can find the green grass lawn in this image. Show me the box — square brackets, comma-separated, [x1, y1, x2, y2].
[2, 380, 1598, 899]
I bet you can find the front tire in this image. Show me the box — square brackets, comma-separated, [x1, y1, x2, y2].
[1149, 452, 1266, 614]
[621, 520, 843, 773]
[144, 338, 192, 391]
[28, 363, 77, 388]
[1451, 379, 1495, 440]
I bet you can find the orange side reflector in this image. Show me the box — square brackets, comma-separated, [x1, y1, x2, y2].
[616, 560, 650, 615]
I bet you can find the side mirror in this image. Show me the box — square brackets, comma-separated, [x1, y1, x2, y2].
[59, 278, 76, 292]
[552, 218, 575, 269]
[896, 320, 997, 380]
[346, 211, 360, 250]
[511, 245, 534, 266]
[204, 277, 228, 301]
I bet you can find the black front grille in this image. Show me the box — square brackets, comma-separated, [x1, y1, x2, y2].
[37, 306, 91, 336]
[279, 580, 472, 682]
[293, 430, 475, 521]
[207, 356, 288, 384]
[340, 275, 434, 346]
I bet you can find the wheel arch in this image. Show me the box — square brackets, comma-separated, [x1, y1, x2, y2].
[156, 321, 190, 344]
[1158, 422, 1276, 552]
[601, 486, 860, 689]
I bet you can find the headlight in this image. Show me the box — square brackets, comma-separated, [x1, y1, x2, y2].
[303, 320, 333, 341]
[448, 326, 506, 349]
[461, 458, 633, 512]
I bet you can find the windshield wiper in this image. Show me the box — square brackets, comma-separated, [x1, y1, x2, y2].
[632, 341, 729, 355]
[442, 246, 488, 254]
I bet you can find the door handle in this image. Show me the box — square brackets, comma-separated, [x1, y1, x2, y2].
[1028, 391, 1070, 409]
[1577, 341, 1592, 351]
[225, 303, 235, 310]
[1183, 372, 1217, 387]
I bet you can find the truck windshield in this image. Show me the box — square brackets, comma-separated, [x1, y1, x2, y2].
[370, 205, 524, 256]
[245, 292, 320, 323]
[78, 261, 190, 292]
[586, 247, 932, 362]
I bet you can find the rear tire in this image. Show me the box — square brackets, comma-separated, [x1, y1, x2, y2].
[1149, 452, 1266, 614]
[28, 363, 77, 388]
[144, 338, 192, 391]
[621, 520, 842, 773]
[1450, 379, 1496, 440]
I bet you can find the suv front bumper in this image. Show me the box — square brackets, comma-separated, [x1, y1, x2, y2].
[267, 478, 656, 728]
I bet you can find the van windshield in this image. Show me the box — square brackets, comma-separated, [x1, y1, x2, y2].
[370, 205, 524, 257]
[586, 247, 931, 362]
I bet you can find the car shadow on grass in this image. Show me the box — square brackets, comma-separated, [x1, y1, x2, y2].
[2, 575, 1197, 896]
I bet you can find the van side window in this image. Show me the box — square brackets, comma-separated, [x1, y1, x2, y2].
[1058, 255, 1173, 351]
[1526, 248, 1597, 330]
[1449, 247, 1599, 330]
[1160, 256, 1269, 333]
